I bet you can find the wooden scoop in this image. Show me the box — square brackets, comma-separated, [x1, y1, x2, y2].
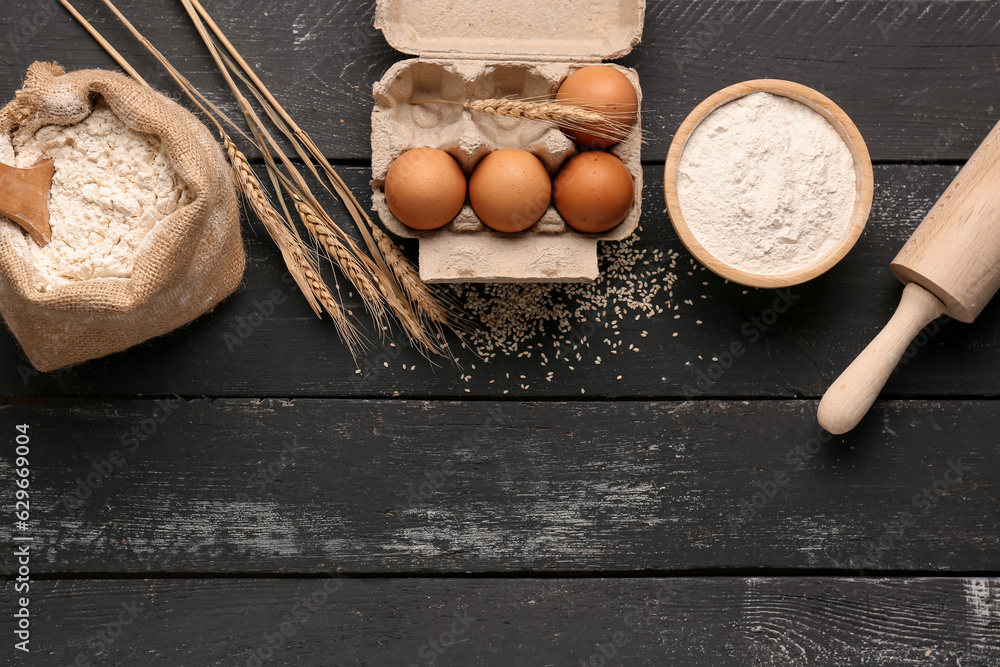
[0, 159, 54, 246]
[818, 117, 1000, 434]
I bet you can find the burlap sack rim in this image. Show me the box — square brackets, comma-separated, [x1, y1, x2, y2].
[0, 62, 214, 313]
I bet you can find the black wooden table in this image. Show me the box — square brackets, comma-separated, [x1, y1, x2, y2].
[2, 1, 999, 665]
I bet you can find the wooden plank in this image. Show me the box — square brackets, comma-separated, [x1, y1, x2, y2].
[2, 398, 997, 574]
[1, 1, 999, 162]
[2, 163, 998, 400]
[14, 577, 1000, 665]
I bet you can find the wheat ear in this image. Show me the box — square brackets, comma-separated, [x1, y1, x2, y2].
[183, 1, 468, 347]
[223, 137, 363, 351]
[410, 97, 637, 144]
[287, 191, 390, 326]
[373, 228, 457, 328]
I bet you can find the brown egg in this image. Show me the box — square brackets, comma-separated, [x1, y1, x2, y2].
[469, 149, 551, 233]
[555, 65, 638, 149]
[384, 147, 466, 230]
[553, 152, 634, 234]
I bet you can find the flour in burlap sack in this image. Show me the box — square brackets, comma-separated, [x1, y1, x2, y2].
[0, 62, 245, 371]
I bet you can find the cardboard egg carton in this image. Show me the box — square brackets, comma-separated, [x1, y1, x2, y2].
[371, 0, 645, 283]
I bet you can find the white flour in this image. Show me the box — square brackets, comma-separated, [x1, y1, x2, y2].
[677, 92, 856, 275]
[8, 103, 191, 291]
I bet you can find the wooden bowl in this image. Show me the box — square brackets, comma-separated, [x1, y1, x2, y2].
[664, 79, 874, 288]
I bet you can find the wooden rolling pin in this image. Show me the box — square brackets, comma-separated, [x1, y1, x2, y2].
[0, 159, 54, 246]
[818, 116, 1000, 434]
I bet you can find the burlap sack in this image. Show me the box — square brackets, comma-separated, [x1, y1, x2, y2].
[0, 62, 244, 371]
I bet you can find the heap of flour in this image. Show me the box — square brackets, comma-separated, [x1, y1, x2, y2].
[8, 102, 192, 291]
[677, 92, 856, 275]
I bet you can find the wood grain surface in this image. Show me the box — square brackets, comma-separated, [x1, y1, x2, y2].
[1, 398, 996, 575]
[2, 1, 999, 665]
[24, 577, 1000, 666]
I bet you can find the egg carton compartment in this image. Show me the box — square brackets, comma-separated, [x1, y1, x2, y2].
[371, 59, 642, 283]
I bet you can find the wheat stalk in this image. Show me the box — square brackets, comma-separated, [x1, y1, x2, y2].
[65, 0, 367, 354]
[222, 138, 318, 312]
[65, 0, 471, 363]
[287, 190, 390, 327]
[373, 227, 457, 329]
[275, 163, 448, 356]
[410, 97, 638, 144]
[178, 0, 422, 355]
[223, 137, 364, 352]
[185, 0, 474, 359]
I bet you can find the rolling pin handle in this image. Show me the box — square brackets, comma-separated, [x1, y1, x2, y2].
[817, 283, 946, 434]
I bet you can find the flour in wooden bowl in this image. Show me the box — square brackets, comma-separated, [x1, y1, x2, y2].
[676, 92, 856, 275]
[11, 101, 192, 291]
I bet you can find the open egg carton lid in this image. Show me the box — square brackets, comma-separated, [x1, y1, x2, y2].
[374, 0, 646, 62]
